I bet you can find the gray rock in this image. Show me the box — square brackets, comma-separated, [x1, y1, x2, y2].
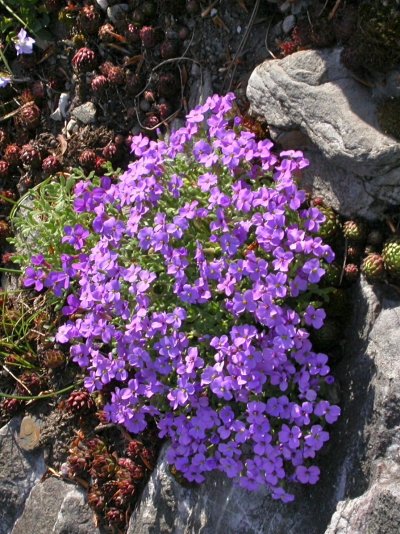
[107, 3, 129, 24]
[128, 279, 400, 534]
[71, 102, 97, 125]
[246, 49, 400, 218]
[247, 49, 400, 177]
[0, 417, 46, 534]
[12, 477, 100, 534]
[325, 280, 400, 534]
[95, 0, 108, 10]
[282, 15, 295, 34]
[188, 67, 213, 111]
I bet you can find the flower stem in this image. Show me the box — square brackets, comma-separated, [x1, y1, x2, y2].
[0, 381, 81, 401]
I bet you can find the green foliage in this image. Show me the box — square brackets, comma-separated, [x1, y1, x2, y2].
[0, 0, 50, 38]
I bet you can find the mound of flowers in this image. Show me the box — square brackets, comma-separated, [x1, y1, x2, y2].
[24, 93, 340, 502]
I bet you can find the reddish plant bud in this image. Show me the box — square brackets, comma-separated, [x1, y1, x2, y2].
[42, 155, 61, 174]
[17, 103, 41, 129]
[160, 40, 180, 59]
[78, 5, 101, 35]
[79, 149, 97, 170]
[102, 143, 118, 161]
[0, 220, 10, 238]
[140, 26, 157, 48]
[91, 75, 108, 94]
[20, 144, 41, 168]
[3, 144, 21, 166]
[0, 160, 10, 177]
[66, 390, 96, 415]
[72, 47, 97, 73]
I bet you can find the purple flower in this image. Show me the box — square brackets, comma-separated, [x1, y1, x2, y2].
[295, 465, 320, 484]
[14, 29, 35, 55]
[303, 305, 326, 329]
[0, 76, 11, 88]
[302, 259, 326, 284]
[24, 267, 46, 291]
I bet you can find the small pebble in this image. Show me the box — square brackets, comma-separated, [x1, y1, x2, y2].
[282, 15, 295, 34]
[17, 416, 41, 451]
[95, 0, 108, 10]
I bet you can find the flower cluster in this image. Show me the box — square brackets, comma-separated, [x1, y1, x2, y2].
[24, 93, 340, 501]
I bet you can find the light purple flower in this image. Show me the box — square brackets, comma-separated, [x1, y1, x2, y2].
[15, 29, 35, 55]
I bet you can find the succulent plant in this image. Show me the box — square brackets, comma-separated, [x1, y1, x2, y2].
[20, 144, 42, 169]
[144, 114, 160, 129]
[105, 508, 125, 527]
[66, 389, 96, 414]
[160, 40, 180, 59]
[102, 143, 119, 161]
[105, 65, 125, 86]
[17, 103, 41, 129]
[0, 220, 10, 238]
[16, 372, 43, 395]
[78, 5, 101, 35]
[343, 219, 366, 243]
[125, 23, 141, 44]
[343, 263, 359, 283]
[98, 23, 115, 42]
[91, 75, 108, 94]
[156, 101, 173, 121]
[91, 454, 117, 481]
[95, 156, 107, 174]
[79, 149, 97, 170]
[87, 486, 106, 512]
[41, 348, 65, 369]
[1, 398, 23, 416]
[0, 161, 10, 178]
[3, 144, 21, 166]
[0, 189, 16, 204]
[140, 26, 158, 48]
[316, 206, 340, 241]
[361, 253, 385, 281]
[72, 47, 97, 73]
[346, 245, 362, 262]
[0, 129, 7, 149]
[42, 155, 61, 174]
[157, 72, 180, 98]
[382, 236, 400, 279]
